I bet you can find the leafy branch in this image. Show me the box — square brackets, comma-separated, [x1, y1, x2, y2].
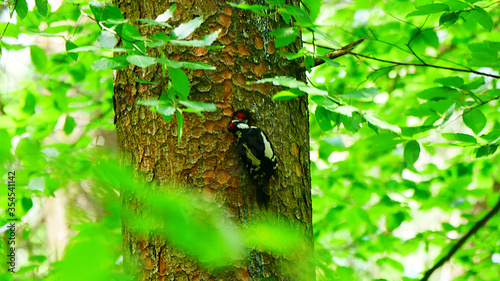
[421, 195, 500, 281]
[299, 38, 364, 72]
[77, 5, 147, 55]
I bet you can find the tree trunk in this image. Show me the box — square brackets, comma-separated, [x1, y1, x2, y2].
[113, 0, 313, 280]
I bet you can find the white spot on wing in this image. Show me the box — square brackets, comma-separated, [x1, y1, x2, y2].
[261, 132, 274, 159]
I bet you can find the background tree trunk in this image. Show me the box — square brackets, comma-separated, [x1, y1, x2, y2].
[113, 0, 313, 280]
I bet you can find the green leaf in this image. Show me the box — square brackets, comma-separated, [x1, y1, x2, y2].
[65, 40, 78, 61]
[173, 17, 203, 40]
[404, 140, 420, 166]
[253, 76, 327, 96]
[265, 0, 285, 7]
[16, 0, 28, 20]
[318, 55, 341, 67]
[272, 89, 303, 101]
[315, 106, 335, 131]
[170, 29, 221, 47]
[138, 19, 172, 28]
[89, 2, 124, 21]
[36, 0, 48, 17]
[227, 3, 270, 16]
[442, 133, 477, 143]
[407, 3, 449, 17]
[434, 76, 464, 88]
[480, 130, 500, 143]
[179, 100, 217, 112]
[420, 29, 439, 49]
[439, 12, 459, 26]
[426, 99, 454, 116]
[98, 30, 118, 48]
[254, 76, 306, 88]
[157, 106, 176, 121]
[63, 115, 76, 135]
[155, 4, 176, 22]
[126, 55, 157, 68]
[377, 257, 404, 272]
[416, 87, 461, 100]
[118, 24, 148, 42]
[301, 0, 321, 22]
[284, 5, 313, 26]
[363, 112, 401, 134]
[176, 109, 183, 144]
[470, 6, 493, 32]
[447, 0, 468, 12]
[386, 211, 406, 231]
[156, 58, 215, 70]
[279, 47, 307, 60]
[169, 68, 190, 98]
[331, 105, 358, 117]
[92, 57, 129, 70]
[198, 104, 221, 119]
[0, 129, 12, 163]
[270, 27, 300, 48]
[475, 145, 498, 158]
[342, 88, 379, 100]
[23, 92, 36, 115]
[137, 100, 162, 107]
[30, 45, 47, 70]
[308, 27, 342, 48]
[462, 77, 485, 90]
[462, 108, 486, 135]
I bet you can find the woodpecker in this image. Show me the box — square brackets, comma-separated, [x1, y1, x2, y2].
[227, 110, 277, 208]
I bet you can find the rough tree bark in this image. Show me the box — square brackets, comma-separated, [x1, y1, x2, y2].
[113, 0, 313, 280]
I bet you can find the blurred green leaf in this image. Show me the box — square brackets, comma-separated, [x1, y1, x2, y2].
[463, 108, 486, 135]
[404, 140, 420, 166]
[63, 115, 76, 135]
[470, 6, 493, 31]
[416, 87, 461, 100]
[442, 133, 477, 143]
[65, 40, 79, 61]
[407, 3, 449, 17]
[36, 0, 48, 17]
[30, 45, 48, 70]
[434, 76, 464, 88]
[270, 27, 300, 48]
[16, 0, 28, 20]
[475, 145, 498, 158]
[342, 88, 379, 100]
[98, 30, 118, 48]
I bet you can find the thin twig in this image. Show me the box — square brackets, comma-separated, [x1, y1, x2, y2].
[351, 52, 500, 79]
[421, 195, 500, 281]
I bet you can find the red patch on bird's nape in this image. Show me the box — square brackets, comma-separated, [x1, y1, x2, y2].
[236, 112, 245, 120]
